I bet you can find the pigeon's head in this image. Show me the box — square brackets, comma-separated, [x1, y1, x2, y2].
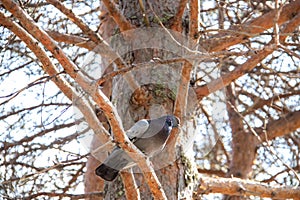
[165, 115, 180, 128]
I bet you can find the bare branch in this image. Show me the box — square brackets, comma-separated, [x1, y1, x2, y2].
[195, 44, 275, 99]
[1, 0, 79, 78]
[46, 31, 96, 50]
[101, 0, 135, 31]
[174, 62, 192, 120]
[258, 110, 300, 142]
[92, 90, 167, 199]
[189, 0, 199, 40]
[0, 11, 74, 100]
[242, 92, 300, 115]
[195, 10, 300, 99]
[121, 170, 141, 200]
[46, 0, 139, 91]
[0, 121, 76, 152]
[23, 192, 104, 200]
[170, 0, 188, 31]
[0, 3, 111, 147]
[197, 176, 300, 199]
[201, 0, 300, 52]
[46, 0, 104, 44]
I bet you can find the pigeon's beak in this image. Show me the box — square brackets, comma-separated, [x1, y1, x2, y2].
[172, 116, 180, 127]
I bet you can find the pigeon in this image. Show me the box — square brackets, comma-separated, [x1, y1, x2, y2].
[95, 115, 180, 181]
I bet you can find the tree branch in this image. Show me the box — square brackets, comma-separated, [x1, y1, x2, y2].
[101, 0, 135, 32]
[258, 110, 300, 142]
[201, 0, 300, 52]
[23, 192, 104, 200]
[195, 10, 300, 100]
[0, 4, 111, 151]
[197, 176, 300, 199]
[1, 1, 167, 198]
[195, 45, 274, 99]
[46, 0, 138, 90]
[189, 0, 199, 40]
[170, 0, 188, 32]
[174, 61, 193, 121]
[46, 31, 95, 50]
[46, 0, 104, 44]
[242, 92, 300, 116]
[121, 170, 141, 200]
[0, 11, 74, 99]
[92, 90, 167, 199]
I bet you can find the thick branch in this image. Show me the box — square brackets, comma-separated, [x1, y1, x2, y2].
[189, 0, 199, 40]
[92, 90, 167, 200]
[258, 110, 300, 142]
[120, 171, 140, 200]
[197, 176, 300, 199]
[170, 0, 188, 31]
[101, 0, 135, 31]
[242, 92, 300, 115]
[174, 61, 193, 121]
[166, 61, 192, 162]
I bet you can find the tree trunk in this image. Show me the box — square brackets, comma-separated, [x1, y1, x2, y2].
[224, 84, 257, 200]
[84, 1, 198, 199]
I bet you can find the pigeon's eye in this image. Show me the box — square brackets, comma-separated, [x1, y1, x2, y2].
[166, 118, 172, 126]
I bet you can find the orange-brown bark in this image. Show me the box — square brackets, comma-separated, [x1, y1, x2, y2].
[197, 176, 300, 199]
[201, 0, 300, 52]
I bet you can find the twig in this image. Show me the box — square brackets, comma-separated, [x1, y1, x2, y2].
[96, 65, 136, 85]
[0, 10, 73, 100]
[279, 44, 300, 60]
[138, 0, 150, 27]
[273, 0, 281, 46]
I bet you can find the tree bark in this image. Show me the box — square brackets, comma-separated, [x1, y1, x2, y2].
[84, 0, 198, 199]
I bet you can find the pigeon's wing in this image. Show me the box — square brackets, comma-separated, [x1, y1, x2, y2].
[126, 119, 149, 140]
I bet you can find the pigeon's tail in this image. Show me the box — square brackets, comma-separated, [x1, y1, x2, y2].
[95, 163, 119, 181]
[95, 148, 131, 181]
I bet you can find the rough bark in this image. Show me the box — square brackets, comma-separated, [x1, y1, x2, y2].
[83, 0, 198, 199]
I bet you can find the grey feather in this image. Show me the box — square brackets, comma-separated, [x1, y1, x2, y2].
[95, 115, 179, 181]
[126, 119, 149, 139]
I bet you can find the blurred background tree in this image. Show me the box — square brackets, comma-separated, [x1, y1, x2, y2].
[0, 0, 299, 199]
